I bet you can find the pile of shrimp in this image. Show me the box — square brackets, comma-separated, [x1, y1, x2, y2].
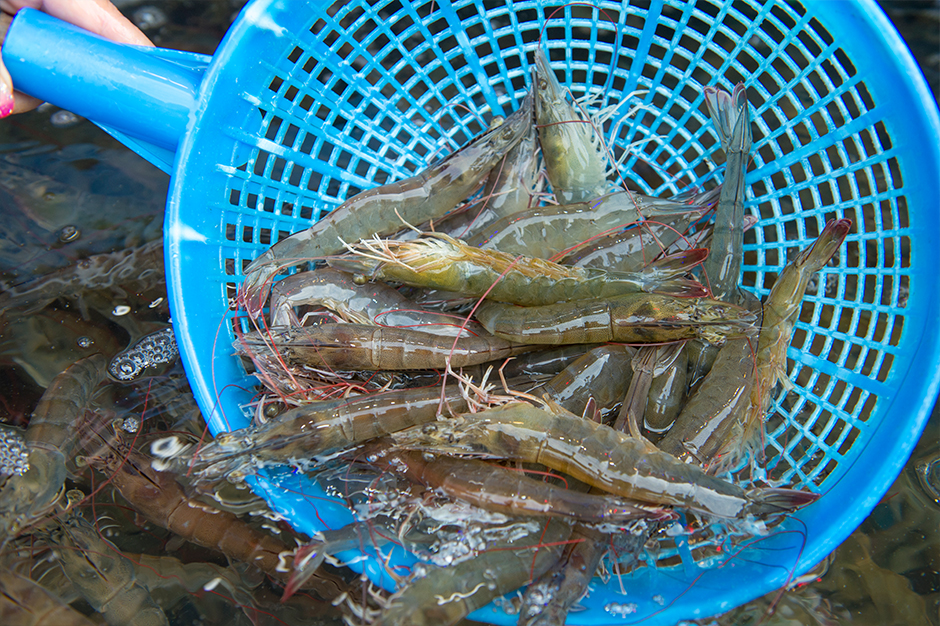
[169, 49, 853, 625]
[0, 51, 851, 626]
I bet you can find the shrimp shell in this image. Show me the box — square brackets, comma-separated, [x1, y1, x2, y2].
[235, 323, 534, 371]
[475, 294, 758, 345]
[392, 402, 818, 518]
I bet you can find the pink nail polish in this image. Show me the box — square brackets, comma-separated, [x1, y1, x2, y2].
[0, 82, 14, 118]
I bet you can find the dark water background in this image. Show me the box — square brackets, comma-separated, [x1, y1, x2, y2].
[0, 1, 936, 625]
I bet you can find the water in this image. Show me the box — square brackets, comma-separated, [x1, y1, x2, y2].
[0, 1, 936, 625]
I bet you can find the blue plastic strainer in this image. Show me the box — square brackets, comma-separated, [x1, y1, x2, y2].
[5, 1, 939, 623]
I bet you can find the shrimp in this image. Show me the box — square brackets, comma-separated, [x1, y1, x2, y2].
[656, 337, 756, 465]
[240, 93, 535, 317]
[643, 341, 689, 440]
[723, 218, 852, 470]
[86, 447, 348, 600]
[539, 344, 636, 419]
[374, 518, 571, 626]
[335, 232, 707, 306]
[475, 293, 758, 346]
[465, 190, 711, 260]
[0, 240, 164, 317]
[46, 515, 169, 626]
[235, 323, 534, 371]
[701, 84, 752, 304]
[269, 267, 484, 337]
[360, 440, 670, 523]
[391, 401, 818, 518]
[174, 385, 471, 481]
[0, 569, 98, 626]
[612, 342, 686, 437]
[0, 355, 107, 546]
[533, 47, 610, 204]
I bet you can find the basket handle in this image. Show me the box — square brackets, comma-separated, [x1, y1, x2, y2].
[2, 8, 212, 173]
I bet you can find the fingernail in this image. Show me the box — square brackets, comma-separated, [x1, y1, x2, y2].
[0, 82, 13, 118]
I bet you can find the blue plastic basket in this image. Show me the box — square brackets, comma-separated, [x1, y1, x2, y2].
[5, 1, 939, 623]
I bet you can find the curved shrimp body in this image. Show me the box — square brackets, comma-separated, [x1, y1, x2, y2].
[729, 218, 852, 466]
[235, 323, 533, 371]
[47, 515, 169, 626]
[392, 402, 817, 518]
[336, 233, 705, 306]
[240, 93, 534, 317]
[534, 47, 610, 205]
[701, 84, 752, 303]
[612, 342, 687, 437]
[475, 294, 758, 346]
[0, 355, 107, 545]
[466, 190, 709, 260]
[540, 344, 636, 418]
[187, 386, 470, 479]
[362, 442, 668, 523]
[88, 448, 347, 600]
[0, 570, 98, 626]
[374, 518, 571, 626]
[25, 354, 107, 455]
[643, 342, 689, 438]
[270, 268, 484, 337]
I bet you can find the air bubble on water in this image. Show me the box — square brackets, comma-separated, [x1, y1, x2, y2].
[149, 297, 164, 308]
[133, 6, 168, 30]
[136, 328, 178, 364]
[77, 336, 93, 348]
[652, 594, 665, 606]
[0, 427, 30, 476]
[122, 417, 141, 433]
[50, 110, 81, 127]
[604, 602, 638, 617]
[109, 352, 145, 381]
[58, 225, 81, 243]
[112, 305, 131, 316]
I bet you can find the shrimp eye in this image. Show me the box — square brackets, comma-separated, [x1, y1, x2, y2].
[501, 128, 514, 140]
[538, 78, 548, 90]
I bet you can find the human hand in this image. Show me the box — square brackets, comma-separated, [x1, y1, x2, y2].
[0, 0, 152, 117]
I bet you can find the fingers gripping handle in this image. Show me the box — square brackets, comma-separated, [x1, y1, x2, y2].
[2, 8, 206, 159]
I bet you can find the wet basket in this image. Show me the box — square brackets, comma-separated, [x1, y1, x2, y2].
[5, 0, 939, 623]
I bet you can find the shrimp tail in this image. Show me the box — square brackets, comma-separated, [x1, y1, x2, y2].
[650, 278, 709, 298]
[744, 487, 820, 517]
[282, 542, 329, 601]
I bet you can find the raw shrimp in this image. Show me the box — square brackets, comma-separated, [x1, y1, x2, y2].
[724, 218, 852, 470]
[656, 337, 756, 465]
[0, 355, 107, 546]
[391, 402, 818, 518]
[176, 385, 471, 481]
[269, 267, 484, 337]
[335, 233, 707, 306]
[701, 84, 752, 303]
[0, 240, 164, 317]
[612, 342, 686, 437]
[360, 441, 670, 523]
[46, 515, 169, 626]
[0, 569, 98, 626]
[643, 342, 689, 440]
[240, 93, 534, 317]
[533, 47, 610, 204]
[539, 344, 636, 419]
[86, 447, 347, 599]
[475, 293, 758, 346]
[466, 190, 710, 260]
[235, 323, 534, 371]
[374, 518, 571, 626]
